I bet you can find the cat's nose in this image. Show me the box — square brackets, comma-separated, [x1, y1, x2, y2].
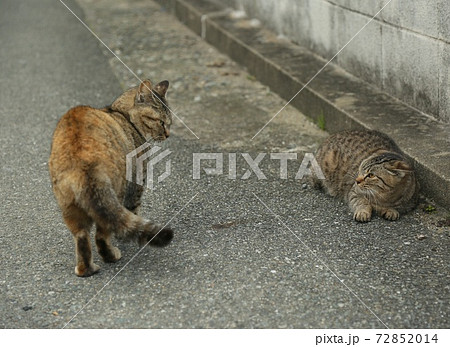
[355, 176, 364, 184]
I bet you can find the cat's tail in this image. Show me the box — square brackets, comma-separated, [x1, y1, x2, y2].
[79, 167, 173, 247]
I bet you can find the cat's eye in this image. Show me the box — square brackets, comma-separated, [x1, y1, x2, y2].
[365, 173, 375, 179]
[160, 120, 165, 127]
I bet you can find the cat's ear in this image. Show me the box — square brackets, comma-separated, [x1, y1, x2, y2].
[137, 80, 153, 102]
[386, 160, 413, 177]
[153, 80, 169, 97]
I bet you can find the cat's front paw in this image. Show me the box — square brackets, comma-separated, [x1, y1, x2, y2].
[381, 208, 400, 221]
[353, 209, 372, 222]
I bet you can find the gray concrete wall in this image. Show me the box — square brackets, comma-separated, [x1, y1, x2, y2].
[222, 0, 450, 123]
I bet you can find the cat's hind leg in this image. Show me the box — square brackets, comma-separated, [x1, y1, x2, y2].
[84, 174, 173, 248]
[123, 182, 144, 215]
[63, 205, 100, 277]
[95, 224, 122, 263]
[310, 175, 323, 190]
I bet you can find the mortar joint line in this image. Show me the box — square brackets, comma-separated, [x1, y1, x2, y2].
[251, 0, 393, 140]
[201, 8, 233, 39]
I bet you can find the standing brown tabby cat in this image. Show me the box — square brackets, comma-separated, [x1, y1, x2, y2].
[49, 79, 173, 277]
[313, 129, 419, 222]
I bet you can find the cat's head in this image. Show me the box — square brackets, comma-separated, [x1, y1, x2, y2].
[354, 152, 416, 206]
[130, 79, 172, 141]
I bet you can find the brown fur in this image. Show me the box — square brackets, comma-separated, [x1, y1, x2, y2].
[49, 79, 173, 277]
[313, 130, 419, 222]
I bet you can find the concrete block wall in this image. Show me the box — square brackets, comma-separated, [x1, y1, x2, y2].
[221, 0, 450, 123]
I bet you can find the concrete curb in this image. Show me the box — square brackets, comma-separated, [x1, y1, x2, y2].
[158, 0, 450, 208]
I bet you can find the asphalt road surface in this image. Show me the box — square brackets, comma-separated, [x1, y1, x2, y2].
[0, 0, 448, 329]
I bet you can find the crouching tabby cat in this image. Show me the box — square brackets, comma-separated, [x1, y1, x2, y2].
[313, 130, 419, 222]
[49, 79, 173, 277]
